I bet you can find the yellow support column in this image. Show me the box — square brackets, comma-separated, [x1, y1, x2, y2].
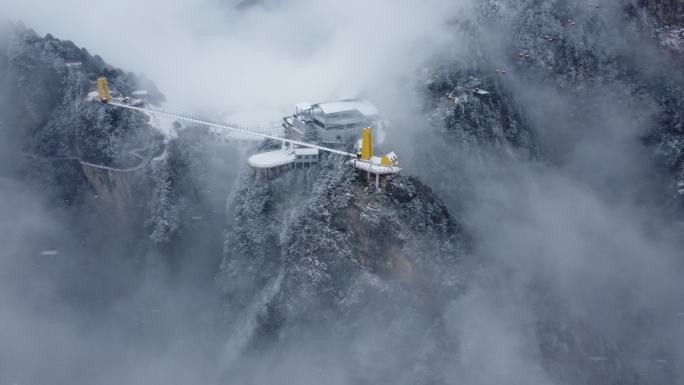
[97, 77, 111, 103]
[361, 127, 374, 160]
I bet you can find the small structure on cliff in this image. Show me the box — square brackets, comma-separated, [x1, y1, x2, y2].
[247, 146, 320, 175]
[350, 127, 401, 190]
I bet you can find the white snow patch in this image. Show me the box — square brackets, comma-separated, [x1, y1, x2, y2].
[315, 99, 379, 116]
[657, 25, 684, 53]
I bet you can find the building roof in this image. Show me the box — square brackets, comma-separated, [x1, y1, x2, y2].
[314, 99, 379, 116]
[295, 102, 312, 111]
[248, 149, 295, 168]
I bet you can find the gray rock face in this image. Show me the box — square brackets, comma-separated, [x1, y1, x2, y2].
[218, 157, 473, 383]
[639, 0, 684, 25]
[420, 0, 684, 207]
[410, 2, 684, 384]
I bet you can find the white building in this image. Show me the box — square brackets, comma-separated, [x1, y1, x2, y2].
[283, 99, 379, 144]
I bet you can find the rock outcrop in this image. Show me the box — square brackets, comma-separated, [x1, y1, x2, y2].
[217, 155, 474, 383]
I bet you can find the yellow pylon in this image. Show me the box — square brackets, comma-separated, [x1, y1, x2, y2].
[361, 127, 373, 160]
[97, 77, 111, 103]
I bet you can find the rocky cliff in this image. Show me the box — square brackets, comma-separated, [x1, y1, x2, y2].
[218, 153, 475, 383]
[639, 0, 684, 25]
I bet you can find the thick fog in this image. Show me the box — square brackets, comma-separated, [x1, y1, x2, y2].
[1, 0, 684, 384]
[402, 3, 684, 382]
[1, 0, 469, 125]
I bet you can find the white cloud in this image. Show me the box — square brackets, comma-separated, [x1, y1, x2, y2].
[2, 0, 471, 125]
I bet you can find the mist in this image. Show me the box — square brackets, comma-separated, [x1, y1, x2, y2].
[0, 0, 470, 125]
[402, 2, 684, 382]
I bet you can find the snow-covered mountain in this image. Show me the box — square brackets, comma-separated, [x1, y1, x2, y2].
[1, 1, 683, 384]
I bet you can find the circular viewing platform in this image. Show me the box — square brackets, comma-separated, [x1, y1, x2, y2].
[248, 149, 295, 169]
[247, 148, 320, 175]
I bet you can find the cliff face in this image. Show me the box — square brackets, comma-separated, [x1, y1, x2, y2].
[218, 156, 474, 383]
[79, 163, 142, 214]
[639, 0, 684, 25]
[417, 0, 684, 210]
[504, 0, 684, 206]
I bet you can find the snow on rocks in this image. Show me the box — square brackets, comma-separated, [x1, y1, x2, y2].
[657, 24, 684, 54]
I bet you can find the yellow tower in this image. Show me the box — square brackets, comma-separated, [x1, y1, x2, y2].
[97, 77, 111, 103]
[361, 127, 374, 160]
